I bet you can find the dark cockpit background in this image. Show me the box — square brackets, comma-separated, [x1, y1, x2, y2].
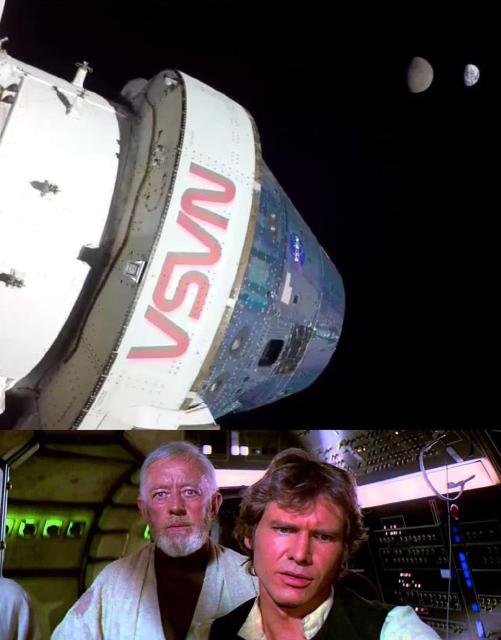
[1, 429, 501, 639]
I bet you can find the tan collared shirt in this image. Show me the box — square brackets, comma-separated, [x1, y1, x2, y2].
[195, 590, 442, 639]
[239, 591, 334, 640]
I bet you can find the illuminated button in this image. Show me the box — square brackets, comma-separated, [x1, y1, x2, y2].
[66, 520, 86, 538]
[18, 519, 38, 538]
[43, 518, 63, 538]
[5, 517, 14, 537]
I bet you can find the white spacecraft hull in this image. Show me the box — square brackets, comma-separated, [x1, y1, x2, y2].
[0, 55, 258, 428]
[1, 38, 345, 430]
[75, 71, 259, 429]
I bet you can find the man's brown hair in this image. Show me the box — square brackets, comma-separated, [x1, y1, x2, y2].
[234, 448, 368, 564]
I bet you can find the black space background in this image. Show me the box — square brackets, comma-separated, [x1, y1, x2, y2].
[2, 2, 500, 428]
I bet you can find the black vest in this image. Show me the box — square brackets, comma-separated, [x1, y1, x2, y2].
[208, 587, 391, 640]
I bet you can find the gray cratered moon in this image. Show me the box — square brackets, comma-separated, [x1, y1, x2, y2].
[464, 63, 480, 87]
[407, 56, 434, 93]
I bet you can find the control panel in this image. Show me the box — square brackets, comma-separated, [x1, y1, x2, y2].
[295, 429, 496, 485]
[359, 485, 501, 639]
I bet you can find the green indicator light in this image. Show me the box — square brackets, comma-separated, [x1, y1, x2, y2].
[6, 517, 15, 537]
[66, 520, 86, 538]
[43, 519, 63, 538]
[18, 519, 39, 538]
[144, 525, 151, 540]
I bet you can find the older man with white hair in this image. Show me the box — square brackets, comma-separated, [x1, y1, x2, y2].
[52, 441, 258, 640]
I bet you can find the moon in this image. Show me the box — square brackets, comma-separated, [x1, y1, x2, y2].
[464, 64, 480, 87]
[407, 56, 434, 93]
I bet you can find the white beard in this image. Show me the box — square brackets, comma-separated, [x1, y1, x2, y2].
[153, 507, 213, 558]
[155, 526, 208, 557]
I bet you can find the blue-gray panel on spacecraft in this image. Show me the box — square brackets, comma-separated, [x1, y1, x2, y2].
[199, 162, 345, 418]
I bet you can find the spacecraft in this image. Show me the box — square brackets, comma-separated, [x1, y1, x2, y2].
[0, 10, 344, 429]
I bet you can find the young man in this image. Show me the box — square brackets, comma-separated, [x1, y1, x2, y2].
[52, 441, 257, 640]
[199, 448, 440, 640]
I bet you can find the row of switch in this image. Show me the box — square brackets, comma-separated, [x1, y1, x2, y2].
[378, 531, 439, 545]
[469, 545, 501, 568]
[478, 595, 501, 612]
[464, 528, 500, 541]
[381, 546, 444, 557]
[393, 589, 461, 610]
[383, 554, 448, 567]
[426, 619, 465, 635]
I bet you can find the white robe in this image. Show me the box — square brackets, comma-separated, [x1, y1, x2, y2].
[51, 542, 258, 640]
[0, 577, 41, 640]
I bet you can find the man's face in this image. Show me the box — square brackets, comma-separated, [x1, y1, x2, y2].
[246, 497, 346, 617]
[137, 457, 222, 557]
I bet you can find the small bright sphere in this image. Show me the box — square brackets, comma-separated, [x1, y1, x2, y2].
[464, 63, 480, 87]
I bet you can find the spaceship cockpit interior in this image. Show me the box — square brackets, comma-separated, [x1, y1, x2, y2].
[1, 429, 500, 639]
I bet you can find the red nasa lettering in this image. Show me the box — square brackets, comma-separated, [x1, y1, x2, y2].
[127, 163, 235, 359]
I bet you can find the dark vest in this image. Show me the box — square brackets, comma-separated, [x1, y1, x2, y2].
[208, 587, 391, 640]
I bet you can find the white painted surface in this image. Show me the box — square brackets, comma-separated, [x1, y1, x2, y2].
[0, 55, 120, 387]
[79, 72, 256, 429]
[358, 458, 500, 507]
[78, 395, 218, 430]
[280, 271, 293, 305]
[211, 458, 501, 501]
